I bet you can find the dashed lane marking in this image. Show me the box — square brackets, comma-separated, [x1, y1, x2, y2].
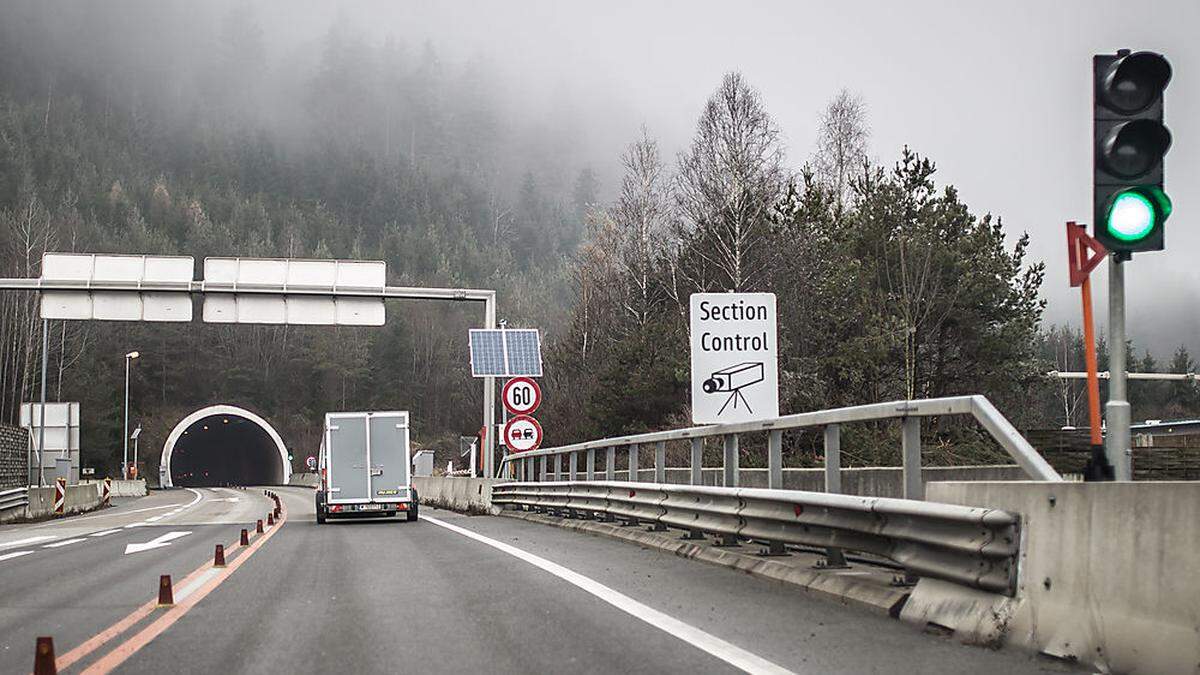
[0, 550, 34, 562]
[43, 538, 86, 548]
[90, 530, 122, 537]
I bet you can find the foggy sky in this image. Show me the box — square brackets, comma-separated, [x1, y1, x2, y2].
[264, 0, 1199, 358]
[18, 0, 1200, 358]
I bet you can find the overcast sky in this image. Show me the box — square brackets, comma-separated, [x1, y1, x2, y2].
[243, 0, 1200, 358]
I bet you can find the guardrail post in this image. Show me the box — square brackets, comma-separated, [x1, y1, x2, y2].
[824, 424, 841, 493]
[768, 430, 783, 489]
[902, 416, 923, 500]
[586, 448, 595, 481]
[554, 454, 563, 481]
[722, 434, 739, 487]
[569, 451, 578, 480]
[539, 456, 548, 482]
[690, 438, 703, 485]
[654, 441, 666, 483]
[526, 456, 535, 481]
[628, 444, 639, 483]
[605, 446, 615, 480]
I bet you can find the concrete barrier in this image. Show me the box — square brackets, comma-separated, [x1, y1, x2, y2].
[412, 477, 503, 514]
[287, 472, 320, 488]
[903, 481, 1200, 674]
[23, 482, 103, 520]
[81, 479, 146, 497]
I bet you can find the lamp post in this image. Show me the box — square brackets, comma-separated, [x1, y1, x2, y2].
[131, 426, 142, 480]
[123, 351, 139, 479]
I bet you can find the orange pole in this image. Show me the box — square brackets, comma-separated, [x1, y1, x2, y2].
[1080, 268, 1104, 446]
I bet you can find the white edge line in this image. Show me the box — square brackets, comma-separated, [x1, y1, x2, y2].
[0, 535, 55, 551]
[43, 538, 86, 548]
[0, 550, 35, 561]
[419, 514, 794, 675]
[89, 529, 123, 537]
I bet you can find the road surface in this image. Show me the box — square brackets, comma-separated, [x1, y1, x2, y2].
[0, 487, 1073, 674]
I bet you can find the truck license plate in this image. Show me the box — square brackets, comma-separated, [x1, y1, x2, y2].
[359, 503, 382, 511]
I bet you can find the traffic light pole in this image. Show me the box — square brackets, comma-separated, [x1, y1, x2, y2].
[1104, 255, 1132, 480]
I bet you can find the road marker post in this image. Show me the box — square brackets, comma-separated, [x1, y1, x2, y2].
[102, 477, 111, 505]
[240, 528, 249, 546]
[157, 575, 174, 607]
[255, 519, 263, 534]
[53, 477, 66, 515]
[267, 513, 274, 526]
[213, 544, 226, 568]
[34, 636, 56, 675]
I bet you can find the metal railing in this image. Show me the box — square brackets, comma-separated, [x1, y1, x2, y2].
[0, 486, 29, 513]
[493, 481, 1021, 595]
[497, 395, 1062, 496]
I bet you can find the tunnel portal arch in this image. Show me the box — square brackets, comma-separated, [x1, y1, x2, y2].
[160, 405, 291, 488]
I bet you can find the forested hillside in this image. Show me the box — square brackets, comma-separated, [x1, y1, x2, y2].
[0, 2, 1195, 476]
[0, 1, 595, 470]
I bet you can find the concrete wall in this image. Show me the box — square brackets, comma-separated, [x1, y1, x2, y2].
[80, 479, 146, 497]
[27, 482, 102, 518]
[413, 476, 502, 514]
[902, 481, 1200, 674]
[287, 472, 320, 488]
[520, 464, 1027, 498]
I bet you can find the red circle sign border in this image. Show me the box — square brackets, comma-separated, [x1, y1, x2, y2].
[502, 376, 542, 415]
[503, 414, 543, 452]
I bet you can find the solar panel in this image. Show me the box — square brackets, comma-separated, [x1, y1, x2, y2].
[469, 330, 506, 376]
[504, 329, 543, 376]
[469, 329, 542, 377]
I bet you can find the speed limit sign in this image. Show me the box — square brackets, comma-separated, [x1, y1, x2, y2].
[503, 415, 543, 452]
[502, 377, 541, 415]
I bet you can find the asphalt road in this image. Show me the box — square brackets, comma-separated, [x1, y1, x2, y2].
[0, 487, 1073, 674]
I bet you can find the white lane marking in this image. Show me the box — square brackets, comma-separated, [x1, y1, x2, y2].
[124, 531, 192, 555]
[0, 550, 35, 561]
[175, 568, 221, 602]
[421, 515, 795, 675]
[44, 538, 86, 548]
[0, 536, 55, 551]
[146, 515, 166, 522]
[89, 529, 122, 537]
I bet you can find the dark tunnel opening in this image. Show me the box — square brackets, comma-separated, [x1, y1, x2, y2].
[170, 414, 285, 487]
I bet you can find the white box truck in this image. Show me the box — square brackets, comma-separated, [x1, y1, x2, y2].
[316, 411, 418, 523]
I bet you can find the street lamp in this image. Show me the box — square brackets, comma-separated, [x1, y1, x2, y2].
[123, 351, 139, 479]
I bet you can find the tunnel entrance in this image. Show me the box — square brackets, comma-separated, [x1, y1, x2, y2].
[161, 405, 290, 488]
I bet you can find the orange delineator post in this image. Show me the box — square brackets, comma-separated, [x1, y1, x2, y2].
[1079, 274, 1103, 447]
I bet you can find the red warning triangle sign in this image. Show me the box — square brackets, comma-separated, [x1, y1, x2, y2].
[1066, 222, 1107, 288]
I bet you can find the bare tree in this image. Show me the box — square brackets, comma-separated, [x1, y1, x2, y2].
[814, 89, 869, 209]
[676, 72, 786, 292]
[610, 129, 672, 329]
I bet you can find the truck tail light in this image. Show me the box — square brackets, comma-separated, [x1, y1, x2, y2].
[330, 505, 343, 513]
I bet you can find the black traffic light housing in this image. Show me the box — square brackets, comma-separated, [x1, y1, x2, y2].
[1093, 50, 1172, 254]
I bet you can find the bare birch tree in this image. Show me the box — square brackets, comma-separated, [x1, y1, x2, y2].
[675, 72, 785, 292]
[813, 89, 869, 210]
[610, 129, 672, 329]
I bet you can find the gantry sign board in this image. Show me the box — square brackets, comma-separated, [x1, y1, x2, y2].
[689, 293, 779, 424]
[468, 329, 543, 377]
[41, 254, 194, 321]
[36, 253, 385, 325]
[202, 257, 384, 325]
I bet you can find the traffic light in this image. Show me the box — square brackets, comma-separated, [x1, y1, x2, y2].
[1093, 50, 1172, 253]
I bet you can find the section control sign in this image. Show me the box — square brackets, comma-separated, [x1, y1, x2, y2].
[689, 293, 779, 424]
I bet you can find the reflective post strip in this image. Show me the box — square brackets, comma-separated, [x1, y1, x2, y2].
[654, 441, 666, 483]
[690, 438, 703, 486]
[585, 448, 595, 481]
[605, 446, 615, 481]
[722, 434, 739, 487]
[628, 444, 639, 483]
[824, 425, 842, 493]
[569, 451, 578, 481]
[902, 417, 922, 500]
[767, 430, 783, 489]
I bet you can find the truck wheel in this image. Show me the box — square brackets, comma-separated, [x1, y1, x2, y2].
[315, 492, 326, 524]
[406, 490, 419, 522]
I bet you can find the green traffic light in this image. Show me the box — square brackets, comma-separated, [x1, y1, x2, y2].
[1106, 190, 1155, 241]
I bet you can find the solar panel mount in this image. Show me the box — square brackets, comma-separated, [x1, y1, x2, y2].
[469, 329, 542, 377]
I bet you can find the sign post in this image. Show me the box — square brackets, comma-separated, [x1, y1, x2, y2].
[1066, 222, 1113, 480]
[689, 293, 779, 424]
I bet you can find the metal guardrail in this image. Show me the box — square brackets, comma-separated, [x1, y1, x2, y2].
[0, 486, 29, 513]
[498, 395, 1062, 496]
[493, 481, 1021, 595]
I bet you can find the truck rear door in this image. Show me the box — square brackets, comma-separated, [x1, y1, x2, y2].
[368, 412, 410, 501]
[326, 413, 369, 503]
